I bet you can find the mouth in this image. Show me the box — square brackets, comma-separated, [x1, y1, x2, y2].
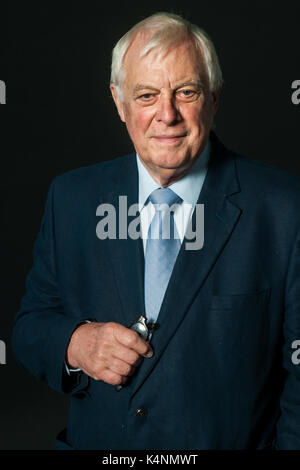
[151, 135, 186, 144]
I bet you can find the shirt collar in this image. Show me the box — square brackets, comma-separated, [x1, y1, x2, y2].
[136, 139, 210, 209]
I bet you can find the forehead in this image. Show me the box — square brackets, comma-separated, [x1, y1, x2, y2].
[123, 33, 207, 87]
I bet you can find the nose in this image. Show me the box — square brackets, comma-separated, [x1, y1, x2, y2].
[155, 95, 181, 125]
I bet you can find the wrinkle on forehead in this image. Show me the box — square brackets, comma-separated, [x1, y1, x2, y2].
[123, 35, 209, 94]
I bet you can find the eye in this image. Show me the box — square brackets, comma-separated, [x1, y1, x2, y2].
[136, 93, 157, 105]
[141, 93, 154, 100]
[177, 89, 199, 101]
[179, 89, 195, 97]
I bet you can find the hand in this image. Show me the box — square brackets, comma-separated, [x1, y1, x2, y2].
[66, 322, 153, 385]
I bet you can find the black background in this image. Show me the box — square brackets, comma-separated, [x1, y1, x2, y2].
[1, 0, 299, 450]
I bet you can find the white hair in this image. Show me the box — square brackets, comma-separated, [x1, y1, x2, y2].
[110, 12, 223, 102]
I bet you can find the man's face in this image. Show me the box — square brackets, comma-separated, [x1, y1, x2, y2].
[111, 35, 221, 184]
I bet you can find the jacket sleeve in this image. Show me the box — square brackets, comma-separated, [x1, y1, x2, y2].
[11, 178, 90, 395]
[274, 228, 300, 449]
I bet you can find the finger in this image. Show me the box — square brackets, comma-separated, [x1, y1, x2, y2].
[98, 368, 128, 386]
[114, 326, 153, 357]
[112, 343, 143, 367]
[108, 357, 137, 377]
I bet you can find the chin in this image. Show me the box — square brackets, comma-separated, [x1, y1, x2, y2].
[152, 153, 190, 170]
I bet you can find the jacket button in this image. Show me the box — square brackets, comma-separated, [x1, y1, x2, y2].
[136, 407, 147, 416]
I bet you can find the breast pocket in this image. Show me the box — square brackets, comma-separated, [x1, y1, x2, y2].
[211, 288, 271, 311]
[209, 288, 271, 357]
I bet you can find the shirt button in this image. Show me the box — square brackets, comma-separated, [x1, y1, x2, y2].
[136, 407, 147, 416]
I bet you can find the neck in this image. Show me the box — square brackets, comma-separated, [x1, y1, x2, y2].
[143, 162, 195, 187]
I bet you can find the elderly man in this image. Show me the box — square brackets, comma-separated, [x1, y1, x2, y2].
[12, 12, 300, 450]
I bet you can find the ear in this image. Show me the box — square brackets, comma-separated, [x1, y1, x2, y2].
[110, 84, 126, 123]
[211, 85, 222, 115]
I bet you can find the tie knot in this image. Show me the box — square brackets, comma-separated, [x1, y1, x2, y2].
[149, 188, 182, 209]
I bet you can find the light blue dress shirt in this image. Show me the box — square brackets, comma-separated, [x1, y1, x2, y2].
[136, 139, 211, 253]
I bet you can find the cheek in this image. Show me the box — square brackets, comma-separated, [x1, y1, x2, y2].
[188, 106, 213, 134]
[186, 111, 205, 134]
[126, 108, 153, 137]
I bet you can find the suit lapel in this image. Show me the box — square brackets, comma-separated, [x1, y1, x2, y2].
[130, 134, 243, 398]
[95, 154, 145, 327]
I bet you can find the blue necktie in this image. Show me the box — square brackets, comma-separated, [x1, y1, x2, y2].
[144, 188, 182, 323]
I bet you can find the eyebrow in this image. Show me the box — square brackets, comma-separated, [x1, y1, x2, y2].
[133, 84, 159, 95]
[132, 79, 204, 95]
[175, 79, 204, 89]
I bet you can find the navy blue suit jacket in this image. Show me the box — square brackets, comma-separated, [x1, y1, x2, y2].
[12, 133, 300, 449]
